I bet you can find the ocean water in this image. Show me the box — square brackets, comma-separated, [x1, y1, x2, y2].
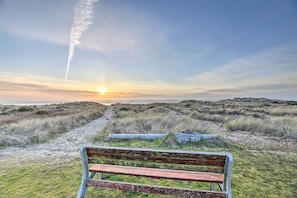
[1, 99, 182, 106]
[97, 99, 181, 106]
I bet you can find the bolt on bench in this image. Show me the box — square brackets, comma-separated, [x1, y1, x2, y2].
[77, 146, 233, 198]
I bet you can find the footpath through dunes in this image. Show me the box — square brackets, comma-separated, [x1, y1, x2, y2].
[0, 106, 114, 165]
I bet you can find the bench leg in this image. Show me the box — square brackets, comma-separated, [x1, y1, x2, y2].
[98, 172, 104, 180]
[77, 173, 96, 198]
[210, 183, 216, 191]
[77, 178, 88, 198]
[218, 183, 223, 191]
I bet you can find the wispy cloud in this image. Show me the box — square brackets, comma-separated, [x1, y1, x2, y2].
[183, 81, 297, 100]
[0, 81, 48, 91]
[188, 42, 297, 86]
[202, 83, 297, 94]
[0, 80, 95, 94]
[0, 79, 100, 103]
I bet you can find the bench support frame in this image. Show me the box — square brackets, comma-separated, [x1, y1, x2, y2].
[77, 146, 233, 198]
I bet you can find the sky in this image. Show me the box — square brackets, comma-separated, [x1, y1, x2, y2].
[0, 0, 297, 104]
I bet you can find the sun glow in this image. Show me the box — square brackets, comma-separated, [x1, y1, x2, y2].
[97, 86, 107, 95]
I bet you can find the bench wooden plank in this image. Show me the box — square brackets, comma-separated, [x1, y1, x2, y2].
[89, 164, 224, 183]
[86, 147, 227, 167]
[87, 179, 227, 198]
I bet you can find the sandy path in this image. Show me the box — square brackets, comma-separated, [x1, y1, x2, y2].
[0, 106, 113, 165]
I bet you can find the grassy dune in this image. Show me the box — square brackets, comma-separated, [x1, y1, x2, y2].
[107, 98, 297, 143]
[1, 98, 297, 197]
[0, 102, 106, 147]
[97, 98, 297, 155]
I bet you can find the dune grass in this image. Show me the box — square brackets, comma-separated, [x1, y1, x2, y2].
[110, 98, 297, 140]
[109, 103, 221, 135]
[0, 102, 106, 147]
[225, 116, 297, 138]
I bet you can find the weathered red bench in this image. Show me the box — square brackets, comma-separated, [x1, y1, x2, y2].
[77, 146, 233, 198]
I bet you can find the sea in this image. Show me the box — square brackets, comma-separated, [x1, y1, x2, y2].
[0, 99, 183, 106]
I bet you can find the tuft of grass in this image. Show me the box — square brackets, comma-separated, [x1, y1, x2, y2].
[225, 116, 297, 138]
[92, 127, 109, 142]
[190, 111, 231, 123]
[266, 106, 297, 116]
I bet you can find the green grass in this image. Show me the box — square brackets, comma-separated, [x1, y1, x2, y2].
[0, 161, 82, 197]
[107, 136, 233, 152]
[231, 150, 297, 198]
[92, 127, 109, 142]
[1, 142, 296, 198]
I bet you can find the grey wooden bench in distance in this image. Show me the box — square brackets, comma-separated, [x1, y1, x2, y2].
[77, 146, 233, 198]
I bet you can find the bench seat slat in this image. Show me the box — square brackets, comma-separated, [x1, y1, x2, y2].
[89, 164, 224, 183]
[87, 179, 227, 198]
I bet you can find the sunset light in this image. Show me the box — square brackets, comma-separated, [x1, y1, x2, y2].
[0, 0, 296, 103]
[97, 86, 107, 95]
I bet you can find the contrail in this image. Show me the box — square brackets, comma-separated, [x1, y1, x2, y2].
[64, 0, 97, 82]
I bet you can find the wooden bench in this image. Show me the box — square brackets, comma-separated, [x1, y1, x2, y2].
[77, 146, 233, 198]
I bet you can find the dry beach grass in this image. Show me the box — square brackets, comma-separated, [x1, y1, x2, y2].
[0, 98, 297, 197]
[104, 98, 297, 152]
[0, 102, 106, 147]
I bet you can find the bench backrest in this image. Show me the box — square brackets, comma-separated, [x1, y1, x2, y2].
[83, 146, 232, 175]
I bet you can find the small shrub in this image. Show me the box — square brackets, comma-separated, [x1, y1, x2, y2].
[119, 107, 130, 111]
[17, 106, 34, 112]
[0, 141, 6, 149]
[36, 110, 49, 115]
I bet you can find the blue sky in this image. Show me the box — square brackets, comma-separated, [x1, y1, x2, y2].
[0, 0, 296, 103]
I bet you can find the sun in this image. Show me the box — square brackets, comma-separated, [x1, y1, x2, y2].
[97, 86, 107, 95]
